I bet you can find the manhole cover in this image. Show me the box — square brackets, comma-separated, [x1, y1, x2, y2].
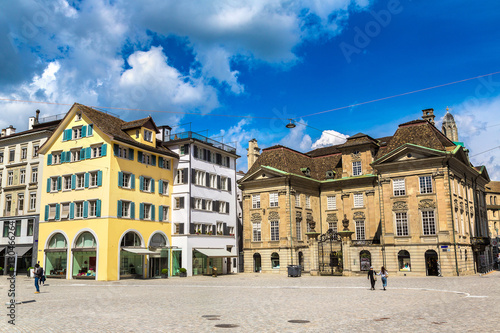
[202, 315, 221, 318]
[374, 318, 390, 322]
[288, 320, 310, 324]
[215, 324, 239, 328]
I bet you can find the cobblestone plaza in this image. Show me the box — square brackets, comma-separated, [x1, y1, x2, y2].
[1, 272, 499, 332]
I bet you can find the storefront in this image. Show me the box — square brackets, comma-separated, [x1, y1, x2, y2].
[119, 231, 156, 279]
[193, 248, 237, 275]
[171, 250, 182, 276]
[45, 233, 68, 278]
[148, 233, 169, 278]
[72, 232, 97, 279]
[3, 245, 32, 274]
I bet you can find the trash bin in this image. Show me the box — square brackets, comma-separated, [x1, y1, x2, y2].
[287, 265, 301, 277]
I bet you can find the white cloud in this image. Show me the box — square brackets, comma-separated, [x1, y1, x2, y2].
[279, 118, 313, 152]
[311, 129, 349, 149]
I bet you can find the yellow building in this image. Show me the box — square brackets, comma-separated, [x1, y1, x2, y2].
[37, 104, 177, 280]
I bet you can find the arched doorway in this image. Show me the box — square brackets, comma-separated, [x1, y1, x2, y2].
[120, 231, 143, 278]
[425, 250, 439, 276]
[398, 250, 411, 272]
[271, 252, 280, 269]
[72, 232, 97, 279]
[253, 253, 261, 272]
[359, 250, 371, 271]
[298, 252, 304, 271]
[149, 233, 169, 278]
[45, 233, 68, 278]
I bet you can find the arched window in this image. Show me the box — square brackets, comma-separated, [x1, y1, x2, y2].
[150, 233, 167, 247]
[425, 250, 439, 276]
[49, 233, 67, 249]
[359, 250, 371, 271]
[271, 252, 280, 269]
[121, 232, 141, 247]
[75, 232, 96, 248]
[398, 250, 411, 271]
[253, 253, 261, 272]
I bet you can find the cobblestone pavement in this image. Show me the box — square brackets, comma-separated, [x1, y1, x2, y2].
[0, 271, 499, 332]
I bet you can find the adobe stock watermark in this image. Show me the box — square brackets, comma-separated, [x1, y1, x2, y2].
[339, 0, 403, 64]
[6, 221, 17, 325]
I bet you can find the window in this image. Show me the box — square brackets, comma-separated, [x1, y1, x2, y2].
[121, 201, 131, 218]
[393, 178, 406, 196]
[327, 196, 336, 210]
[353, 193, 364, 208]
[29, 193, 36, 210]
[194, 170, 206, 186]
[253, 222, 261, 241]
[92, 145, 102, 158]
[206, 200, 212, 211]
[31, 167, 38, 183]
[210, 174, 217, 188]
[395, 212, 409, 236]
[219, 201, 227, 213]
[51, 177, 58, 191]
[20, 169, 26, 184]
[71, 150, 80, 162]
[135, 129, 139, 138]
[352, 161, 362, 176]
[8, 171, 13, 185]
[194, 198, 203, 210]
[61, 203, 70, 219]
[216, 222, 224, 234]
[161, 206, 169, 221]
[89, 200, 97, 217]
[49, 204, 57, 220]
[143, 203, 152, 220]
[422, 210, 436, 235]
[220, 176, 228, 190]
[17, 194, 24, 212]
[33, 145, 39, 157]
[419, 176, 433, 194]
[269, 192, 278, 207]
[53, 152, 61, 164]
[75, 202, 84, 218]
[63, 175, 72, 190]
[0, 153, 3, 163]
[73, 127, 82, 139]
[144, 129, 153, 142]
[175, 169, 185, 184]
[306, 195, 311, 209]
[21, 147, 27, 159]
[252, 194, 261, 209]
[76, 113, 82, 121]
[90, 171, 98, 187]
[3, 222, 9, 237]
[160, 180, 169, 194]
[116, 145, 129, 159]
[140, 176, 152, 192]
[27, 219, 33, 236]
[174, 197, 184, 209]
[76, 173, 85, 189]
[9, 149, 15, 162]
[270, 220, 279, 241]
[271, 252, 280, 268]
[328, 222, 337, 233]
[180, 144, 189, 156]
[355, 220, 365, 240]
[295, 193, 300, 207]
[296, 219, 302, 241]
[141, 153, 151, 165]
[5, 196, 12, 213]
[14, 221, 21, 237]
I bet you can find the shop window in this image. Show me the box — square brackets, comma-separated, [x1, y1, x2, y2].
[271, 252, 280, 269]
[75, 232, 97, 248]
[150, 233, 167, 247]
[398, 250, 411, 271]
[48, 233, 67, 248]
[121, 232, 141, 247]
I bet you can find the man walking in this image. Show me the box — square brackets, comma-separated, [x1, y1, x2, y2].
[34, 264, 42, 294]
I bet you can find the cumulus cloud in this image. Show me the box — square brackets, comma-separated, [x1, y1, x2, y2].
[311, 129, 349, 149]
[279, 119, 313, 152]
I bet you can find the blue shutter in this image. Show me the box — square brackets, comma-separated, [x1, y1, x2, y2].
[61, 151, 66, 163]
[118, 171, 123, 187]
[47, 154, 52, 165]
[159, 180, 163, 194]
[159, 205, 163, 221]
[96, 199, 101, 217]
[88, 124, 93, 136]
[83, 201, 88, 218]
[67, 151, 71, 162]
[114, 144, 119, 156]
[55, 203, 60, 220]
[131, 174, 135, 189]
[80, 148, 85, 160]
[152, 155, 156, 166]
[44, 205, 49, 221]
[117, 200, 122, 218]
[70, 202, 75, 219]
[130, 202, 135, 219]
[57, 176, 62, 191]
[81, 125, 87, 137]
[97, 170, 103, 186]
[138, 151, 143, 163]
[151, 179, 155, 193]
[159, 157, 164, 168]
[84, 173, 89, 188]
[139, 203, 144, 220]
[71, 175, 76, 190]
[63, 129, 70, 141]
[101, 144, 107, 156]
[86, 147, 91, 158]
[151, 205, 155, 221]
[128, 148, 134, 160]
[47, 178, 51, 193]
[139, 176, 144, 191]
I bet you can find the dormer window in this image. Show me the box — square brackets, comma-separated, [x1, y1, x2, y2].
[352, 161, 362, 176]
[326, 170, 335, 179]
[144, 129, 153, 142]
[301, 168, 311, 177]
[76, 113, 82, 121]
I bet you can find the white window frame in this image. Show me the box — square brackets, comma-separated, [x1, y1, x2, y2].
[306, 195, 311, 209]
[270, 220, 279, 241]
[76, 173, 85, 189]
[161, 206, 169, 221]
[33, 145, 39, 157]
[48, 203, 57, 220]
[31, 167, 38, 183]
[395, 212, 409, 236]
[253, 222, 261, 241]
[419, 176, 433, 194]
[355, 220, 365, 240]
[161, 180, 169, 194]
[29, 192, 36, 211]
[122, 173, 131, 189]
[89, 200, 97, 217]
[269, 192, 279, 207]
[7, 171, 13, 186]
[91, 145, 102, 158]
[63, 175, 72, 191]
[174, 169, 185, 185]
[121, 201, 131, 218]
[71, 149, 80, 162]
[142, 177, 152, 192]
[210, 174, 217, 189]
[353, 193, 364, 208]
[61, 202, 70, 219]
[17, 194, 24, 212]
[73, 127, 82, 140]
[89, 171, 98, 187]
[327, 195, 336, 210]
[421, 210, 436, 235]
[52, 152, 61, 164]
[144, 129, 153, 142]
[75, 202, 84, 218]
[393, 178, 406, 196]
[219, 201, 227, 214]
[352, 161, 362, 176]
[21, 147, 27, 160]
[296, 219, 302, 241]
[20, 169, 26, 184]
[295, 193, 300, 207]
[143, 203, 152, 220]
[252, 194, 261, 209]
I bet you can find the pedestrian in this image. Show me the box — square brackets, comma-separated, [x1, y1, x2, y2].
[34, 264, 42, 294]
[40, 266, 46, 285]
[377, 266, 389, 290]
[367, 266, 376, 290]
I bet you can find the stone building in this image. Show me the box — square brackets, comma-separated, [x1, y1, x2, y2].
[485, 181, 500, 266]
[238, 109, 492, 276]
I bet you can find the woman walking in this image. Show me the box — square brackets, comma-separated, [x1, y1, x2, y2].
[367, 266, 376, 290]
[377, 266, 389, 290]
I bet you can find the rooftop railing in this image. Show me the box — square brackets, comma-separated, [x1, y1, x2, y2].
[168, 131, 236, 154]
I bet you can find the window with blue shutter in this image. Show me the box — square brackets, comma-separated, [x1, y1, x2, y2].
[61, 151, 66, 163]
[139, 203, 144, 220]
[47, 178, 51, 193]
[96, 199, 101, 217]
[117, 200, 122, 218]
[130, 202, 135, 219]
[151, 205, 155, 221]
[84, 173, 89, 188]
[86, 147, 91, 159]
[131, 174, 135, 189]
[47, 154, 52, 165]
[55, 203, 60, 220]
[67, 151, 71, 162]
[97, 170, 103, 186]
[80, 148, 85, 160]
[81, 125, 87, 137]
[101, 144, 107, 156]
[159, 205, 163, 221]
[44, 205, 49, 221]
[151, 155, 156, 166]
[158, 180, 163, 194]
[151, 179, 155, 193]
[88, 124, 93, 136]
[83, 201, 89, 218]
[71, 175, 76, 190]
[139, 176, 144, 191]
[159, 157, 164, 168]
[128, 148, 134, 160]
[114, 144, 119, 156]
[70, 202, 75, 219]
[57, 177, 62, 191]
[118, 171, 123, 187]
[138, 151, 143, 163]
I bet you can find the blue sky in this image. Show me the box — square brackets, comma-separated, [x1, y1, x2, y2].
[1, 0, 499, 177]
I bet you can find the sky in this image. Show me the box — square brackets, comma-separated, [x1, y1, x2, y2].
[1, 0, 499, 178]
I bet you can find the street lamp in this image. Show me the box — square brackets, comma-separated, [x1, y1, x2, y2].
[285, 119, 296, 129]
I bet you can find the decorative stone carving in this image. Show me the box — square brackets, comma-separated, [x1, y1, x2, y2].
[418, 199, 436, 209]
[296, 211, 302, 221]
[278, 190, 287, 196]
[251, 213, 261, 222]
[351, 151, 361, 161]
[341, 193, 350, 199]
[392, 201, 408, 211]
[379, 178, 391, 184]
[432, 171, 445, 178]
[353, 211, 365, 220]
[459, 201, 464, 212]
[243, 194, 251, 199]
[365, 190, 375, 196]
[453, 199, 458, 211]
[470, 207, 474, 217]
[326, 213, 338, 222]
[269, 211, 280, 220]
[342, 214, 350, 231]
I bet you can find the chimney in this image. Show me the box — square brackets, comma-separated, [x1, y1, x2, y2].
[29, 117, 35, 130]
[36, 109, 40, 124]
[5, 125, 16, 136]
[247, 139, 261, 169]
[422, 108, 435, 125]
[1, 129, 5, 137]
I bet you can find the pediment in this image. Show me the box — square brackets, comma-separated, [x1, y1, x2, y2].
[239, 166, 286, 183]
[373, 143, 446, 165]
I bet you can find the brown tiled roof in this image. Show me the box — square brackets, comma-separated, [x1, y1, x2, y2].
[75, 104, 178, 158]
[306, 145, 342, 157]
[486, 181, 500, 193]
[337, 133, 378, 149]
[0, 122, 59, 142]
[376, 136, 393, 146]
[121, 116, 158, 132]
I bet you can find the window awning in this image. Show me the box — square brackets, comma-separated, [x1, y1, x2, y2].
[122, 248, 157, 255]
[5, 246, 32, 257]
[194, 248, 237, 258]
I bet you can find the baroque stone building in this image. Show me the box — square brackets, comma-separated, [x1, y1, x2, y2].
[238, 109, 492, 276]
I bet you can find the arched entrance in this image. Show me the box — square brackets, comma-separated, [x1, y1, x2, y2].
[398, 250, 411, 272]
[298, 252, 304, 271]
[271, 252, 280, 269]
[120, 231, 144, 278]
[45, 233, 68, 278]
[359, 250, 371, 271]
[253, 253, 261, 272]
[148, 232, 169, 278]
[425, 250, 439, 276]
[72, 232, 97, 279]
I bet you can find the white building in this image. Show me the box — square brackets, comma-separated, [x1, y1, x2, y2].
[0, 111, 61, 274]
[159, 128, 239, 276]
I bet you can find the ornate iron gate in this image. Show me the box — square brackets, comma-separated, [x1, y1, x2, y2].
[318, 229, 343, 275]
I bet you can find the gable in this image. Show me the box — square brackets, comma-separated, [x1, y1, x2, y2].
[239, 166, 286, 183]
[373, 143, 446, 165]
